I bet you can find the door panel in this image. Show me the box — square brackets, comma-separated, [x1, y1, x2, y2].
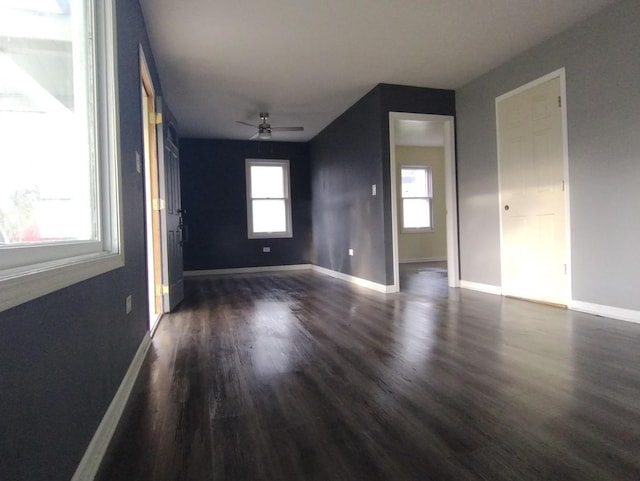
[165, 138, 184, 310]
[498, 76, 566, 305]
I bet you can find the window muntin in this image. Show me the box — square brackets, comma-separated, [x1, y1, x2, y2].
[401, 166, 433, 231]
[0, 0, 123, 312]
[246, 159, 292, 238]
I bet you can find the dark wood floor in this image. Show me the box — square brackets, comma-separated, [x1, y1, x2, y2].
[97, 268, 640, 481]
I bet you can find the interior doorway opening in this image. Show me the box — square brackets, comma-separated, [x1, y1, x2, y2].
[389, 113, 459, 292]
[140, 49, 164, 331]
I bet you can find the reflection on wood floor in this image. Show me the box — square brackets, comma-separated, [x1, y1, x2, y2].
[97, 268, 640, 481]
[399, 261, 448, 296]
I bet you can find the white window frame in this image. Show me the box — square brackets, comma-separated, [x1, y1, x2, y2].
[0, 0, 123, 313]
[245, 159, 293, 239]
[400, 165, 434, 233]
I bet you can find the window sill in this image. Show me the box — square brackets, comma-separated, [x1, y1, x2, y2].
[401, 228, 434, 234]
[0, 251, 124, 313]
[248, 232, 293, 239]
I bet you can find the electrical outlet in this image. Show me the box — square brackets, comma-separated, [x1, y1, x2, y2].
[125, 295, 132, 314]
[263, 246, 271, 253]
[372, 184, 377, 196]
[348, 248, 354, 256]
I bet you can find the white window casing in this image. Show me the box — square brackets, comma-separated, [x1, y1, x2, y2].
[245, 159, 293, 239]
[400, 165, 433, 233]
[0, 0, 123, 313]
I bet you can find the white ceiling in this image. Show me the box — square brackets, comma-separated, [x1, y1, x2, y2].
[139, 0, 616, 142]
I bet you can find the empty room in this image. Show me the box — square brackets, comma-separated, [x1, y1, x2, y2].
[1, 1, 639, 480]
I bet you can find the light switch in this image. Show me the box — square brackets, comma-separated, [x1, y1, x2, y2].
[372, 184, 377, 196]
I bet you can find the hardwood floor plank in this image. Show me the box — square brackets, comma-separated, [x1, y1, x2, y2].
[96, 269, 640, 480]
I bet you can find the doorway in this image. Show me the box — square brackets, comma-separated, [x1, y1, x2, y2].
[389, 113, 459, 292]
[496, 68, 571, 305]
[140, 49, 164, 330]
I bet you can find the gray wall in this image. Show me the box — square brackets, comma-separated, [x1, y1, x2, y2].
[456, 0, 640, 310]
[0, 2, 160, 480]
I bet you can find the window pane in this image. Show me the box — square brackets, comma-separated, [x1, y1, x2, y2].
[251, 165, 284, 198]
[0, 1, 96, 245]
[252, 199, 286, 233]
[401, 168, 427, 198]
[403, 198, 431, 229]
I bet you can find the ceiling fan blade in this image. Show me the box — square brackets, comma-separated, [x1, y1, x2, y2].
[271, 126, 304, 132]
[249, 132, 261, 140]
[236, 120, 258, 128]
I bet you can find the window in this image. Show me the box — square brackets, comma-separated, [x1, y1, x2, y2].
[0, 0, 122, 312]
[400, 166, 433, 231]
[246, 159, 292, 238]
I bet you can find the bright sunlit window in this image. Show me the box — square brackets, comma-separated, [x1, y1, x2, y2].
[246, 159, 292, 238]
[401, 166, 433, 231]
[0, 0, 122, 312]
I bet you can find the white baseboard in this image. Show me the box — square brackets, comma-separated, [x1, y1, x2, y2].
[184, 264, 312, 277]
[569, 300, 640, 324]
[311, 265, 394, 293]
[399, 257, 447, 264]
[460, 280, 502, 295]
[71, 332, 151, 481]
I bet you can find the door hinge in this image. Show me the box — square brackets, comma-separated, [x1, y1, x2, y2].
[150, 112, 163, 125]
[156, 284, 169, 295]
[564, 264, 567, 275]
[152, 198, 165, 210]
[558, 96, 562, 108]
[562, 180, 565, 191]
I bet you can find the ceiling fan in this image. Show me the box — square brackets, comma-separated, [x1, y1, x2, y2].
[236, 112, 304, 140]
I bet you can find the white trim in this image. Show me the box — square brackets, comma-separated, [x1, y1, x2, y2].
[495, 68, 572, 304]
[389, 113, 460, 291]
[0, 253, 124, 313]
[569, 300, 640, 324]
[399, 257, 447, 263]
[184, 264, 312, 277]
[311, 265, 396, 294]
[460, 280, 502, 295]
[71, 332, 151, 481]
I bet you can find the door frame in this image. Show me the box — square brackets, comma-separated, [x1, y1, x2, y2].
[155, 97, 171, 311]
[140, 46, 165, 330]
[389, 112, 460, 292]
[495, 67, 572, 303]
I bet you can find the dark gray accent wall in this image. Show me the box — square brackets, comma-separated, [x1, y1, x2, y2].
[180, 139, 311, 270]
[310, 88, 386, 283]
[0, 2, 159, 480]
[456, 0, 640, 310]
[310, 84, 455, 285]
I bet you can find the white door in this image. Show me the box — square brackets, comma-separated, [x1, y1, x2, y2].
[497, 76, 567, 305]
